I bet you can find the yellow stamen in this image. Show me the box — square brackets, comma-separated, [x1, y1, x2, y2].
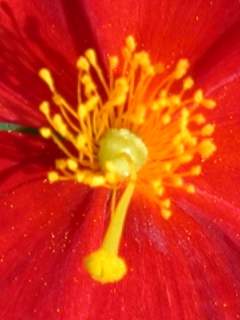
[39, 127, 51, 139]
[39, 68, 55, 91]
[48, 171, 59, 183]
[38, 36, 217, 284]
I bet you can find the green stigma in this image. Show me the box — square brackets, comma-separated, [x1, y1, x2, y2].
[98, 128, 148, 179]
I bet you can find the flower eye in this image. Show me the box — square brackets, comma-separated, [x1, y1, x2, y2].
[38, 35, 216, 283]
[98, 128, 148, 179]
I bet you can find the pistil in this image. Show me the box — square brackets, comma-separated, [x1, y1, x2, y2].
[84, 173, 136, 284]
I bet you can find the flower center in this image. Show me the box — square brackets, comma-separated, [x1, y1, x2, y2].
[39, 36, 216, 284]
[98, 128, 148, 179]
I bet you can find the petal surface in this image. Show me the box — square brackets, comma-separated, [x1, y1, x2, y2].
[0, 0, 98, 126]
[1, 1, 240, 126]
[172, 22, 240, 257]
[85, 0, 240, 65]
[193, 21, 240, 208]
[0, 180, 240, 319]
[0, 131, 58, 194]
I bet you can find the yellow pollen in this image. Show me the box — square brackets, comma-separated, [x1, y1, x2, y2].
[76, 56, 90, 71]
[39, 127, 52, 139]
[38, 36, 217, 284]
[48, 171, 59, 183]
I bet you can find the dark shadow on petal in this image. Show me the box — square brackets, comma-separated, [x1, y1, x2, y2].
[60, 0, 100, 53]
[193, 19, 240, 81]
[0, 1, 100, 126]
[0, 132, 59, 193]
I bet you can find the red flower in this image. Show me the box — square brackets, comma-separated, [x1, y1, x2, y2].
[1, 0, 240, 319]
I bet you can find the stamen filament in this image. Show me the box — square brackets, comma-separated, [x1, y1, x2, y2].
[51, 133, 77, 159]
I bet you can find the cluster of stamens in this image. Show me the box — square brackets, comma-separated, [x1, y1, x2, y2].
[39, 36, 216, 283]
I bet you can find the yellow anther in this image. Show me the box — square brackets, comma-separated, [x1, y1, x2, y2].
[53, 114, 62, 124]
[161, 209, 172, 220]
[86, 85, 96, 97]
[48, 171, 59, 183]
[181, 108, 190, 119]
[132, 105, 146, 124]
[203, 99, 217, 109]
[198, 140, 216, 158]
[76, 56, 90, 71]
[193, 114, 206, 125]
[172, 176, 184, 187]
[161, 198, 171, 209]
[75, 171, 86, 183]
[171, 95, 181, 106]
[109, 56, 119, 69]
[185, 184, 195, 194]
[67, 159, 78, 171]
[152, 180, 165, 196]
[175, 144, 185, 155]
[159, 97, 169, 108]
[78, 104, 88, 119]
[39, 68, 55, 91]
[86, 95, 99, 111]
[134, 52, 153, 74]
[159, 89, 168, 98]
[190, 165, 201, 176]
[115, 94, 128, 106]
[85, 49, 97, 66]
[162, 163, 172, 172]
[151, 101, 160, 111]
[179, 153, 193, 164]
[88, 175, 106, 187]
[174, 59, 190, 79]
[126, 35, 136, 52]
[112, 79, 128, 105]
[162, 114, 171, 125]
[194, 89, 204, 104]
[115, 77, 129, 92]
[80, 74, 96, 96]
[39, 101, 50, 115]
[53, 114, 67, 136]
[39, 127, 52, 139]
[55, 159, 67, 170]
[185, 136, 197, 147]
[201, 124, 215, 136]
[183, 77, 194, 90]
[81, 74, 92, 84]
[76, 134, 87, 149]
[152, 180, 162, 189]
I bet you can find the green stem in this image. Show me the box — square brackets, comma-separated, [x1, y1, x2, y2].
[0, 122, 38, 134]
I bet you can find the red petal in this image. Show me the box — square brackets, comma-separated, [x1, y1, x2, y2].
[0, 1, 98, 126]
[0, 184, 240, 319]
[0, 131, 57, 193]
[85, 0, 240, 65]
[193, 22, 240, 207]
[172, 23, 240, 266]
[1, 1, 240, 126]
